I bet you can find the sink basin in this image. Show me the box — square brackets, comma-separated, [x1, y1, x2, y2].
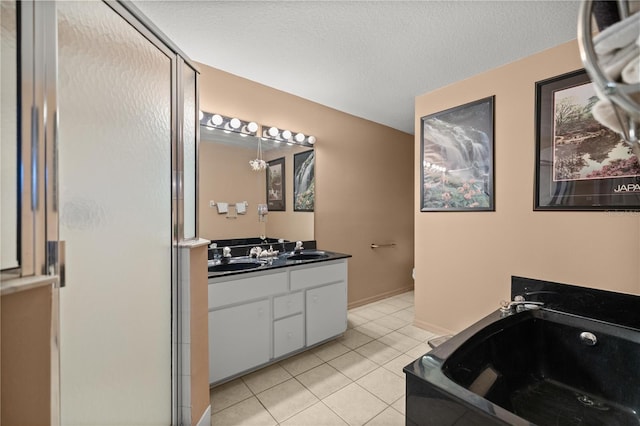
[287, 251, 329, 261]
[208, 261, 262, 273]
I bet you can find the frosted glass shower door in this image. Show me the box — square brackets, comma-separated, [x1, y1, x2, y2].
[57, 2, 172, 423]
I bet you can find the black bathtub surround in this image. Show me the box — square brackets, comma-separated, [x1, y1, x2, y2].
[405, 276, 640, 426]
[512, 275, 640, 330]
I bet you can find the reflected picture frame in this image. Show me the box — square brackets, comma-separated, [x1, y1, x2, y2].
[293, 149, 315, 212]
[266, 157, 285, 211]
[420, 96, 495, 212]
[534, 69, 640, 210]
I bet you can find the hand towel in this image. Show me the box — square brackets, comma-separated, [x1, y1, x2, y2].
[216, 202, 228, 214]
[593, 12, 640, 79]
[622, 54, 640, 83]
[236, 202, 247, 214]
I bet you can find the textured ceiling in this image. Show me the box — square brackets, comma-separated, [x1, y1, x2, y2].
[133, 1, 581, 134]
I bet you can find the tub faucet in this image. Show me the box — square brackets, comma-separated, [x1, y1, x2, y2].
[499, 295, 544, 314]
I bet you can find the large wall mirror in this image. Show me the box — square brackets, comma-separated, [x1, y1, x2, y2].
[199, 117, 315, 244]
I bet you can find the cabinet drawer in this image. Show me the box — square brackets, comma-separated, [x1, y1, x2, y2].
[209, 271, 288, 309]
[273, 292, 303, 319]
[273, 314, 304, 358]
[290, 260, 347, 291]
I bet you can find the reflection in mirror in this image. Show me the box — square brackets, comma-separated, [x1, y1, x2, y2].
[183, 64, 196, 240]
[199, 121, 314, 243]
[1, 0, 19, 270]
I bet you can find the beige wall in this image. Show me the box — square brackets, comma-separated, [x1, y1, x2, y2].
[190, 244, 209, 426]
[414, 40, 640, 335]
[199, 64, 415, 305]
[199, 139, 314, 242]
[1, 285, 52, 426]
[200, 142, 265, 239]
[263, 148, 315, 242]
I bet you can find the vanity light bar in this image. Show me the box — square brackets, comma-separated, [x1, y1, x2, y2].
[199, 111, 317, 146]
[260, 124, 316, 147]
[200, 111, 259, 137]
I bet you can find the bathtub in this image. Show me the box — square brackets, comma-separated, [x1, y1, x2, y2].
[405, 297, 640, 425]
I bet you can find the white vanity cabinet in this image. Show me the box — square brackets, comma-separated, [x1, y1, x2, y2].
[208, 258, 348, 385]
[208, 270, 288, 383]
[208, 299, 270, 383]
[291, 261, 348, 346]
[273, 292, 305, 358]
[306, 282, 348, 346]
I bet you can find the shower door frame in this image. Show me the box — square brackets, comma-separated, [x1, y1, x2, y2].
[13, 1, 199, 424]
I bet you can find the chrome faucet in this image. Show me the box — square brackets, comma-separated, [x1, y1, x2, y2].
[222, 247, 232, 258]
[499, 295, 544, 314]
[294, 241, 304, 252]
[210, 242, 220, 261]
[248, 246, 262, 258]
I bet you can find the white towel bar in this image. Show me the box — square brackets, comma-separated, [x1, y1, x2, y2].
[370, 243, 396, 249]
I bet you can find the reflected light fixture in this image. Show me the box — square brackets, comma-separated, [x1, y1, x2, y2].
[249, 137, 267, 171]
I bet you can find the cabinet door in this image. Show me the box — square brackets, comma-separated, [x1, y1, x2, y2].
[306, 282, 347, 346]
[209, 299, 270, 383]
[273, 314, 304, 358]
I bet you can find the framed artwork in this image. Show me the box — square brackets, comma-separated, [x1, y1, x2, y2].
[535, 69, 640, 210]
[266, 157, 285, 211]
[420, 96, 495, 211]
[293, 149, 315, 212]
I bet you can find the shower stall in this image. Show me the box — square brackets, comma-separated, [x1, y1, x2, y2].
[1, 1, 198, 424]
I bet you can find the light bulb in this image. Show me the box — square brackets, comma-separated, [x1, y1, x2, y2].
[211, 114, 223, 126]
[230, 118, 241, 129]
[295, 133, 305, 143]
[282, 130, 292, 140]
[247, 122, 258, 133]
[307, 135, 316, 145]
[268, 127, 279, 137]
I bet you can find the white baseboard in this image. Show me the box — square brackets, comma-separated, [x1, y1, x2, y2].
[196, 405, 211, 426]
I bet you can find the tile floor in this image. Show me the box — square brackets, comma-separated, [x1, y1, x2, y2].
[210, 290, 440, 426]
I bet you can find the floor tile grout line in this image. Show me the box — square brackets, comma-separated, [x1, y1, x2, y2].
[319, 380, 392, 426]
[266, 375, 321, 424]
[211, 290, 425, 424]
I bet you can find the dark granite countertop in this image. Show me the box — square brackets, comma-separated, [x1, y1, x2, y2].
[207, 250, 351, 279]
